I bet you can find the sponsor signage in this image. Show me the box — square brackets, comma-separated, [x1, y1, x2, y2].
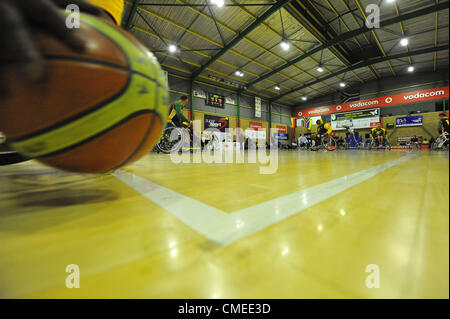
[396, 116, 423, 127]
[276, 133, 288, 140]
[246, 121, 265, 140]
[255, 97, 262, 118]
[204, 114, 229, 132]
[276, 125, 287, 134]
[204, 114, 229, 142]
[294, 86, 449, 118]
[331, 108, 380, 130]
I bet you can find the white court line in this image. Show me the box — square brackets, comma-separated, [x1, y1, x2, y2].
[113, 154, 415, 246]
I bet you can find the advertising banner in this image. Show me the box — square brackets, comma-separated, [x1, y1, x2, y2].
[276, 125, 287, 134]
[204, 114, 229, 141]
[330, 108, 380, 130]
[246, 121, 265, 140]
[396, 116, 423, 127]
[294, 86, 449, 118]
[255, 97, 262, 118]
[276, 133, 288, 140]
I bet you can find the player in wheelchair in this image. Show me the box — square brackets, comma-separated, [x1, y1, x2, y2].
[156, 95, 219, 153]
[369, 123, 391, 150]
[431, 112, 450, 150]
[311, 119, 336, 151]
[156, 96, 193, 153]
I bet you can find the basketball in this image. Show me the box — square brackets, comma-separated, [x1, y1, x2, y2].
[0, 13, 168, 173]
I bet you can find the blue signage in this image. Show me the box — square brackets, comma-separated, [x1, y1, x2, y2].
[396, 116, 423, 127]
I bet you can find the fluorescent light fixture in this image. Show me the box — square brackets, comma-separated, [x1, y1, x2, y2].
[317, 66, 324, 73]
[280, 40, 290, 51]
[211, 0, 225, 8]
[400, 38, 409, 46]
[168, 44, 177, 53]
[407, 66, 415, 72]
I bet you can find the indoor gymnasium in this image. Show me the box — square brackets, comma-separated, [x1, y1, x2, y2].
[0, 0, 449, 300]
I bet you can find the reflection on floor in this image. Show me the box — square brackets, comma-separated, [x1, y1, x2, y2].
[0, 150, 448, 298]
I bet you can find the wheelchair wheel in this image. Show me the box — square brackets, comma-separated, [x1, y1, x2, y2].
[385, 139, 391, 150]
[321, 136, 337, 151]
[156, 126, 186, 154]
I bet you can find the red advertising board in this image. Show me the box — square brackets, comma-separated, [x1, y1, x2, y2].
[294, 86, 449, 118]
[275, 125, 287, 134]
[249, 121, 263, 130]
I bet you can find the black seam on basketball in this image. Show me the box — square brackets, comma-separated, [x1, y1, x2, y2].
[42, 55, 164, 89]
[36, 110, 161, 159]
[5, 19, 164, 142]
[68, 17, 164, 89]
[8, 67, 132, 143]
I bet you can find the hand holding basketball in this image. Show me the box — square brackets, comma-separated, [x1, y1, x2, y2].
[0, 0, 104, 88]
[0, 14, 168, 173]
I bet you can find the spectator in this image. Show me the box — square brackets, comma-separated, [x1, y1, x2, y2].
[298, 134, 308, 148]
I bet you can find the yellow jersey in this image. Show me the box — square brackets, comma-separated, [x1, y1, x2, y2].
[371, 127, 386, 136]
[88, 0, 124, 25]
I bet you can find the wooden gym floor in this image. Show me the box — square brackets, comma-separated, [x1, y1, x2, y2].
[0, 149, 448, 298]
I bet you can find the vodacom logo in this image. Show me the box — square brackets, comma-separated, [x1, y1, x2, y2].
[336, 105, 342, 111]
[385, 97, 393, 103]
[297, 111, 303, 117]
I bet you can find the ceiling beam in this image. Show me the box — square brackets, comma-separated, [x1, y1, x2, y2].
[245, 1, 449, 91]
[124, 0, 139, 29]
[139, 3, 276, 7]
[271, 45, 449, 101]
[191, 0, 295, 80]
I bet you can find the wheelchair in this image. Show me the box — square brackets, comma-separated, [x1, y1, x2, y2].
[311, 134, 337, 151]
[431, 132, 449, 151]
[155, 119, 220, 154]
[368, 136, 391, 150]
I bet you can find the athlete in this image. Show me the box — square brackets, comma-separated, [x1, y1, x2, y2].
[438, 112, 450, 135]
[311, 118, 333, 150]
[0, 0, 124, 165]
[168, 96, 192, 128]
[371, 123, 387, 147]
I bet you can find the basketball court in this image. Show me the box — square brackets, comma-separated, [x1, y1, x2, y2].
[0, 0, 449, 300]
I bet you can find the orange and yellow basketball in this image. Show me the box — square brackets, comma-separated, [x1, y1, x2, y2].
[0, 14, 168, 173]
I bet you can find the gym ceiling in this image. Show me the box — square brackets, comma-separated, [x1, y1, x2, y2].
[121, 0, 449, 107]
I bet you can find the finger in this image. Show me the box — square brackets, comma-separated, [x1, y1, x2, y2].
[24, 0, 87, 52]
[0, 2, 46, 82]
[53, 0, 103, 16]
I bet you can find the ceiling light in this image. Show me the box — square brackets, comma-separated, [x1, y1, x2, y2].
[168, 44, 177, 53]
[317, 66, 324, 73]
[302, 96, 307, 101]
[211, 0, 225, 8]
[407, 66, 415, 72]
[280, 40, 290, 51]
[235, 70, 244, 77]
[340, 82, 346, 88]
[274, 85, 281, 91]
[386, 0, 396, 3]
[400, 38, 409, 46]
